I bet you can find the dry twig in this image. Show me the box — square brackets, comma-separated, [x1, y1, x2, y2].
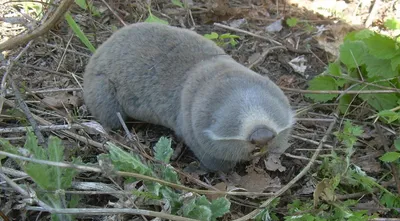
[0, 0, 74, 51]
[235, 109, 339, 221]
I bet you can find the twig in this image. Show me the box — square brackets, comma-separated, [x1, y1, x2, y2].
[281, 86, 399, 94]
[4, 98, 104, 149]
[296, 118, 335, 122]
[327, 74, 400, 92]
[376, 124, 400, 194]
[0, 124, 83, 133]
[16, 63, 76, 79]
[29, 87, 82, 94]
[117, 112, 135, 142]
[8, 78, 46, 145]
[234, 110, 339, 221]
[284, 153, 322, 164]
[365, 0, 381, 27]
[26, 207, 198, 221]
[0, 210, 9, 221]
[100, 0, 127, 26]
[248, 46, 286, 69]
[44, 43, 91, 57]
[0, 168, 52, 211]
[0, 150, 275, 197]
[291, 134, 334, 149]
[1, 41, 33, 95]
[213, 22, 282, 46]
[0, 0, 75, 51]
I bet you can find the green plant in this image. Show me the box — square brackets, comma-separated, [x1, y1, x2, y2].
[0, 132, 230, 221]
[64, 12, 96, 52]
[171, 0, 184, 8]
[74, 0, 101, 16]
[286, 17, 298, 27]
[20, 1, 45, 19]
[101, 138, 230, 220]
[0, 130, 82, 221]
[144, 4, 169, 25]
[203, 32, 240, 47]
[280, 121, 394, 220]
[305, 29, 400, 116]
[385, 18, 400, 31]
[380, 138, 400, 162]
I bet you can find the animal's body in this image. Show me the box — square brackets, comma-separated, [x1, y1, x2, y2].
[83, 22, 295, 171]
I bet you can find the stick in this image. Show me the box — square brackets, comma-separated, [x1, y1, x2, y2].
[0, 0, 75, 51]
[234, 110, 339, 221]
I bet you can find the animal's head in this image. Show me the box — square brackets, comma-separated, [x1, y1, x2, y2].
[202, 85, 295, 162]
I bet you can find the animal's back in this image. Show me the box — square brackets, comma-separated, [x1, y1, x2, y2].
[84, 23, 226, 129]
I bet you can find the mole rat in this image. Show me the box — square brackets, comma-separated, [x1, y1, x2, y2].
[83, 22, 295, 172]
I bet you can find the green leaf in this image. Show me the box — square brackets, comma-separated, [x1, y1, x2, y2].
[328, 63, 346, 87]
[328, 62, 341, 76]
[286, 17, 298, 27]
[171, 0, 184, 8]
[160, 187, 182, 214]
[75, 0, 87, 9]
[305, 75, 338, 102]
[219, 33, 240, 39]
[68, 194, 81, 208]
[48, 136, 64, 189]
[354, 29, 374, 40]
[380, 192, 400, 208]
[355, 85, 399, 111]
[377, 110, 400, 123]
[0, 138, 19, 163]
[390, 55, 400, 71]
[364, 33, 400, 59]
[394, 138, 400, 151]
[25, 163, 54, 190]
[338, 94, 352, 114]
[182, 198, 197, 216]
[188, 205, 212, 221]
[25, 130, 46, 160]
[74, 0, 100, 16]
[163, 165, 180, 184]
[106, 142, 153, 176]
[210, 197, 231, 220]
[144, 12, 169, 25]
[363, 55, 397, 78]
[385, 18, 400, 30]
[339, 41, 367, 68]
[334, 120, 364, 148]
[204, 32, 219, 40]
[154, 137, 173, 163]
[379, 152, 400, 162]
[65, 12, 96, 52]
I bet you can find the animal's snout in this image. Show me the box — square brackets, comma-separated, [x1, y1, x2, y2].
[249, 127, 275, 147]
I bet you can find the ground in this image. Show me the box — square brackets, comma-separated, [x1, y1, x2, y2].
[0, 0, 399, 220]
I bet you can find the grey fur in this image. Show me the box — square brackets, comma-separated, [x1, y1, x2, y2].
[83, 22, 295, 171]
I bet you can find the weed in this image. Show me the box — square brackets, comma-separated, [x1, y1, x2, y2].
[0, 132, 230, 221]
[305, 28, 400, 116]
[0, 130, 81, 221]
[204, 32, 240, 47]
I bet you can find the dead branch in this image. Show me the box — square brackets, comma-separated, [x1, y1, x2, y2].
[0, 0, 75, 52]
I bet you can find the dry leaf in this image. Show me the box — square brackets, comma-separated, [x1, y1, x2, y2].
[81, 121, 107, 135]
[264, 153, 286, 172]
[237, 169, 281, 193]
[42, 93, 81, 108]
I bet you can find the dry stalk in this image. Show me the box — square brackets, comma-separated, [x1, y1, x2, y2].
[0, 0, 75, 51]
[234, 109, 339, 221]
